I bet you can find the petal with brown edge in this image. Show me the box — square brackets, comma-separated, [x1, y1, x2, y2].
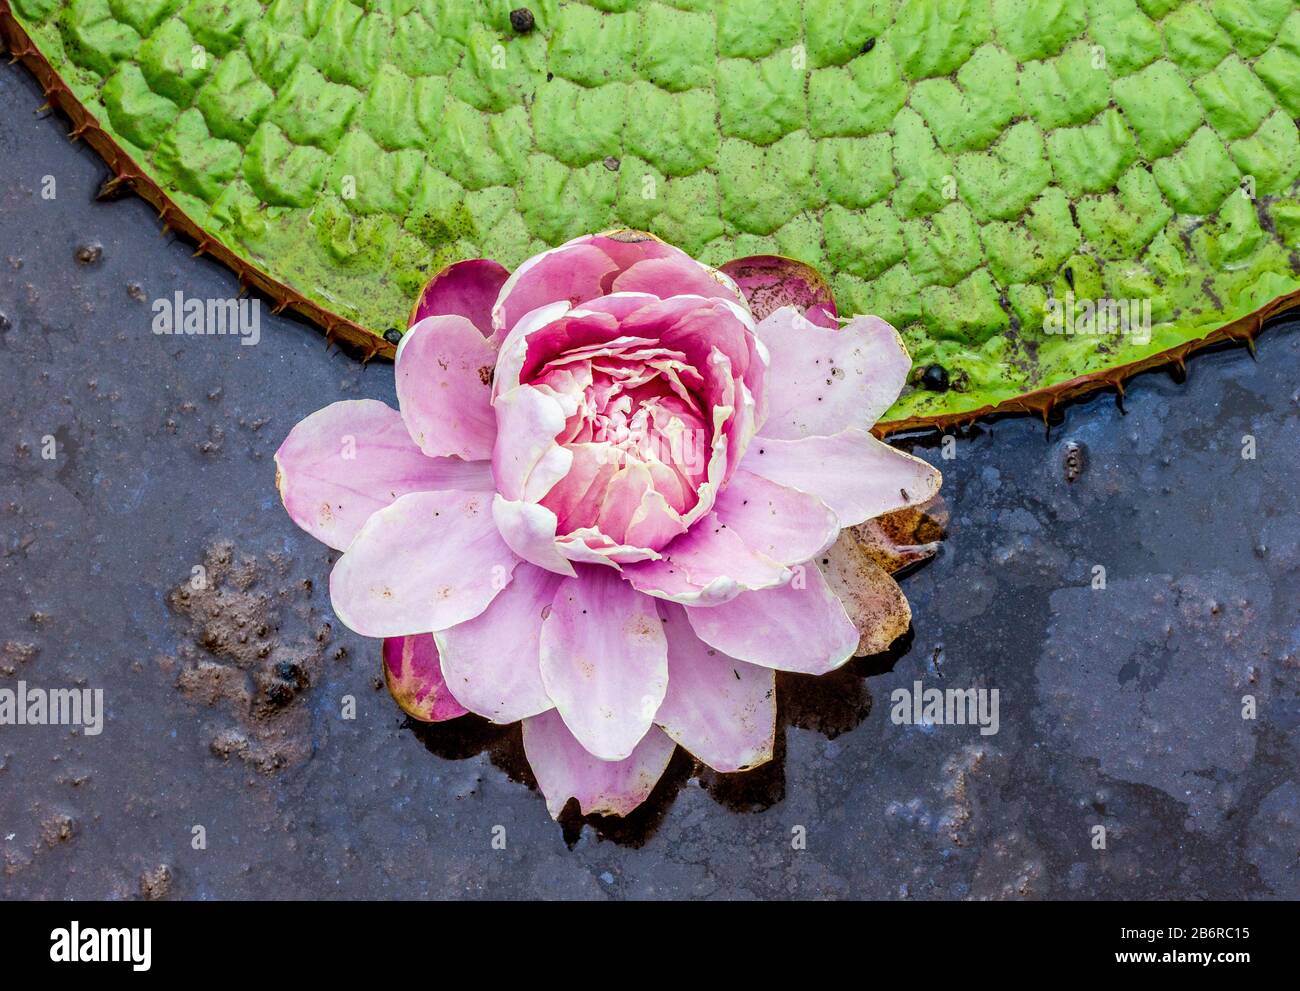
[818, 529, 913, 657]
[719, 254, 837, 327]
[382, 633, 468, 722]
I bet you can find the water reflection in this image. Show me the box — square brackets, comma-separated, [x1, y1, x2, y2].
[403, 625, 919, 847]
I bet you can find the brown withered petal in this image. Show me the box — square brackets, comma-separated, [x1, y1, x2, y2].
[819, 531, 912, 658]
[851, 495, 948, 575]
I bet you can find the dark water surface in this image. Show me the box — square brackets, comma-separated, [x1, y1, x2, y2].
[2, 60, 1297, 899]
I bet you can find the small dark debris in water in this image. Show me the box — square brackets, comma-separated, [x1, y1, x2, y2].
[861, 38, 877, 54]
[509, 7, 535, 33]
[0, 310, 10, 331]
[139, 864, 173, 900]
[40, 811, 77, 846]
[603, 156, 620, 172]
[75, 242, 102, 265]
[265, 679, 296, 708]
[126, 282, 146, 303]
[1062, 441, 1085, 483]
[921, 364, 950, 392]
[383, 328, 402, 345]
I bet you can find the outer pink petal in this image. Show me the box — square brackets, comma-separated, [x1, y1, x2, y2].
[755, 309, 911, 440]
[622, 512, 790, 606]
[742, 428, 942, 528]
[611, 256, 742, 302]
[409, 258, 510, 336]
[655, 603, 775, 773]
[274, 399, 492, 551]
[383, 634, 468, 722]
[522, 709, 676, 819]
[435, 563, 561, 723]
[491, 496, 577, 577]
[492, 242, 619, 334]
[586, 230, 688, 273]
[395, 315, 497, 460]
[568, 291, 659, 322]
[329, 491, 518, 638]
[538, 568, 668, 761]
[684, 565, 859, 675]
[718, 254, 837, 328]
[712, 469, 839, 566]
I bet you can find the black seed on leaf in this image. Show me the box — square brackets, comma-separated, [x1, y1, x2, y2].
[920, 364, 950, 392]
[861, 38, 876, 54]
[509, 7, 535, 32]
[383, 328, 402, 345]
[1063, 265, 1075, 290]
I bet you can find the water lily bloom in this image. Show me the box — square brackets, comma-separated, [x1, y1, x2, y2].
[275, 231, 941, 819]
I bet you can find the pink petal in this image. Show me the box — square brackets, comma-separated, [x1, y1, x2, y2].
[522, 709, 676, 819]
[555, 529, 658, 567]
[491, 300, 573, 396]
[611, 256, 742, 302]
[719, 255, 838, 328]
[569, 291, 660, 322]
[684, 565, 859, 675]
[382, 633, 468, 722]
[408, 258, 510, 336]
[712, 469, 839, 566]
[538, 568, 668, 761]
[622, 512, 790, 606]
[395, 315, 498, 460]
[491, 385, 572, 502]
[330, 491, 518, 638]
[755, 310, 911, 440]
[655, 603, 775, 773]
[435, 563, 562, 723]
[492, 242, 619, 334]
[584, 230, 680, 272]
[621, 483, 690, 552]
[491, 496, 577, 577]
[274, 399, 493, 551]
[742, 428, 942, 528]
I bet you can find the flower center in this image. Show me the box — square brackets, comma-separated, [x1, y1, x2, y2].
[532, 347, 712, 546]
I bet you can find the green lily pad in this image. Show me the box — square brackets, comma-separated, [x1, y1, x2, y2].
[4, 0, 1299, 427]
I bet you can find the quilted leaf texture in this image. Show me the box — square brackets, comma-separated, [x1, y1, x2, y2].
[4, 0, 1299, 427]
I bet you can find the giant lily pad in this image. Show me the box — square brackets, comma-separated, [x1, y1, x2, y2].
[4, 0, 1298, 429]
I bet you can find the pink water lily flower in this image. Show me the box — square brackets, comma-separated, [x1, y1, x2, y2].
[275, 231, 941, 819]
